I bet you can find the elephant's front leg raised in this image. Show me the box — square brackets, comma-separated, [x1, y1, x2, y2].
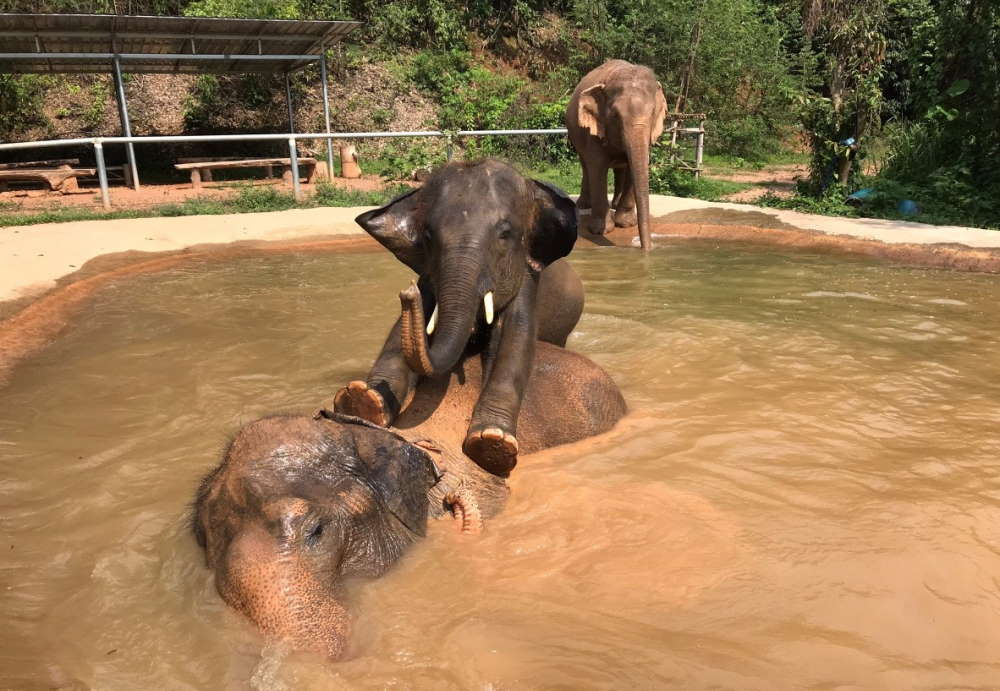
[333, 316, 415, 427]
[462, 274, 538, 477]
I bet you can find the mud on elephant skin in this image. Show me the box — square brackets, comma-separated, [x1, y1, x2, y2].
[333, 159, 580, 477]
[567, 59, 668, 251]
[192, 342, 626, 660]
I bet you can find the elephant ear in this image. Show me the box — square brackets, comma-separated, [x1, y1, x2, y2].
[651, 82, 668, 144]
[577, 83, 606, 139]
[528, 179, 578, 267]
[355, 188, 426, 273]
[342, 420, 436, 537]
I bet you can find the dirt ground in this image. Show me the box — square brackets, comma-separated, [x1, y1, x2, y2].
[0, 174, 389, 212]
[708, 163, 808, 202]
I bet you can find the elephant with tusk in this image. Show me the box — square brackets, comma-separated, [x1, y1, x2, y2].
[192, 342, 626, 660]
[333, 159, 582, 477]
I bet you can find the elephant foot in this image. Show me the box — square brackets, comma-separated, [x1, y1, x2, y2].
[613, 208, 637, 228]
[585, 211, 613, 235]
[333, 380, 390, 427]
[463, 426, 519, 478]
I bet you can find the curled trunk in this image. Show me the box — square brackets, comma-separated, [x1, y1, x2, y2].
[399, 284, 434, 375]
[626, 124, 652, 251]
[399, 258, 482, 375]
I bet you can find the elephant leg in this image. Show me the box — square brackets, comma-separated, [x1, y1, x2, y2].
[576, 157, 591, 212]
[585, 160, 612, 235]
[334, 317, 413, 426]
[613, 167, 637, 228]
[611, 166, 626, 209]
[463, 273, 538, 477]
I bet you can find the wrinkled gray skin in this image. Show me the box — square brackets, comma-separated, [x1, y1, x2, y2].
[193, 342, 626, 660]
[567, 59, 668, 251]
[334, 159, 579, 477]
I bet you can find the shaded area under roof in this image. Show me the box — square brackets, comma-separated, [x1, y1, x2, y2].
[0, 13, 362, 74]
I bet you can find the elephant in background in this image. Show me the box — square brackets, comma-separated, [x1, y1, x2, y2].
[333, 159, 580, 477]
[567, 59, 668, 251]
[193, 342, 626, 660]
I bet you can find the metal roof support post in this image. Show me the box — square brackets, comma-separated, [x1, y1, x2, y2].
[319, 49, 334, 176]
[93, 139, 111, 209]
[694, 118, 705, 180]
[112, 56, 140, 189]
[284, 72, 295, 133]
[288, 137, 302, 201]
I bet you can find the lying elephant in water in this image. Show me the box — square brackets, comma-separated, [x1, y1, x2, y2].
[334, 159, 580, 477]
[192, 341, 625, 659]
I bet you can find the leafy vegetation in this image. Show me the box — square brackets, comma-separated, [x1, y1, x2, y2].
[0, 75, 49, 138]
[1, 0, 996, 228]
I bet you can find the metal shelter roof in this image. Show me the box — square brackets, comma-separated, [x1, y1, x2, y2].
[0, 13, 362, 74]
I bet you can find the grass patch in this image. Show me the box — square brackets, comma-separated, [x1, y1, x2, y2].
[0, 182, 414, 229]
[702, 150, 809, 173]
[517, 160, 581, 195]
[757, 177, 1000, 230]
[313, 181, 411, 207]
[518, 159, 752, 202]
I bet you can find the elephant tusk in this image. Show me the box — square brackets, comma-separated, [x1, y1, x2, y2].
[484, 291, 494, 325]
[426, 304, 439, 335]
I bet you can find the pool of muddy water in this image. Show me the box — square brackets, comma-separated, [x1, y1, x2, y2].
[2, 244, 999, 689]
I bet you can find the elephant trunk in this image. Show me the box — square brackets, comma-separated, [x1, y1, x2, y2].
[625, 123, 653, 251]
[400, 254, 484, 376]
[399, 284, 435, 375]
[218, 523, 351, 660]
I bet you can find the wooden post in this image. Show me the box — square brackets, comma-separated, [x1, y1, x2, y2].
[340, 144, 361, 178]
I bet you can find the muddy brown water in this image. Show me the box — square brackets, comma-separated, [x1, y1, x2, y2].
[2, 244, 1000, 689]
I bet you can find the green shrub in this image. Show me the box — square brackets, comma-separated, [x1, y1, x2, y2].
[709, 115, 783, 163]
[0, 75, 49, 138]
[82, 79, 111, 130]
[230, 185, 298, 213]
[183, 0, 301, 18]
[364, 138, 443, 179]
[313, 181, 412, 206]
[182, 75, 221, 130]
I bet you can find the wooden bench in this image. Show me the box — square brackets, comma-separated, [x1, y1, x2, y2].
[0, 158, 80, 170]
[174, 157, 318, 189]
[0, 165, 97, 193]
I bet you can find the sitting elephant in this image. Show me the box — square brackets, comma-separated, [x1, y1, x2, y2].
[192, 342, 626, 659]
[333, 159, 580, 477]
[566, 59, 668, 251]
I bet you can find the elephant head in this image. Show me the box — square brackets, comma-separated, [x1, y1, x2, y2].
[194, 342, 627, 659]
[192, 414, 440, 659]
[572, 61, 667, 250]
[355, 160, 577, 376]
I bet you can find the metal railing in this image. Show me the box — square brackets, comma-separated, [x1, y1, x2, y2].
[0, 124, 706, 209]
[0, 129, 571, 209]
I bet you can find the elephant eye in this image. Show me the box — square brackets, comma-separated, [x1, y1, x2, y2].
[305, 521, 325, 546]
[497, 223, 514, 241]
